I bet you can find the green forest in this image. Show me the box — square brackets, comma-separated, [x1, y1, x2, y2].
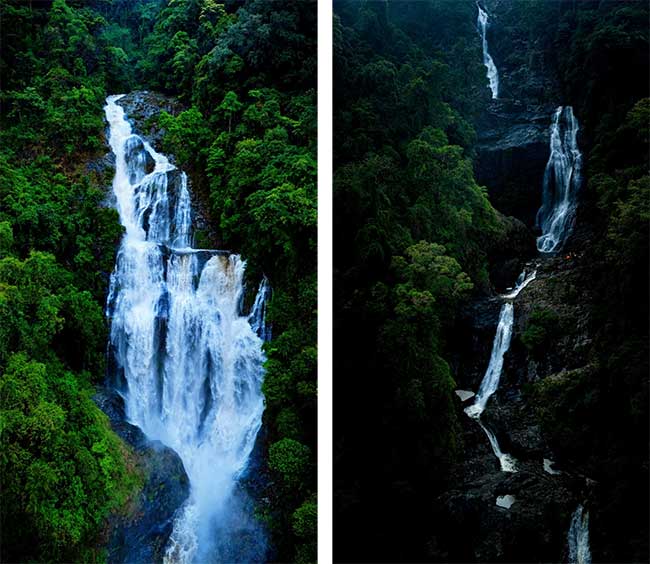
[0, 0, 315, 562]
[333, 0, 648, 562]
[0, 0, 648, 562]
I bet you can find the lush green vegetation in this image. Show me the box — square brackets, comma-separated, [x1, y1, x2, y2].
[521, 307, 561, 355]
[333, 1, 506, 560]
[0, 0, 159, 560]
[2, 0, 316, 562]
[498, 2, 649, 560]
[134, 1, 317, 561]
[334, 0, 648, 562]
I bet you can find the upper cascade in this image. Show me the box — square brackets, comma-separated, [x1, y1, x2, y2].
[536, 106, 583, 253]
[477, 2, 500, 99]
[104, 95, 268, 563]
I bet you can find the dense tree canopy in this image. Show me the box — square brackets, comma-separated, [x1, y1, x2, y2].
[137, 1, 317, 561]
[0, 1, 159, 560]
[333, 2, 506, 560]
[1, 0, 316, 561]
[333, 0, 648, 562]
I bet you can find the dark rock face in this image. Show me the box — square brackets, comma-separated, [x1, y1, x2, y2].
[488, 211, 537, 291]
[441, 252, 596, 562]
[483, 0, 562, 105]
[432, 453, 578, 563]
[475, 100, 554, 228]
[94, 387, 190, 564]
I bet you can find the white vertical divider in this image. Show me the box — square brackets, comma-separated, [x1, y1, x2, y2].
[317, 0, 334, 561]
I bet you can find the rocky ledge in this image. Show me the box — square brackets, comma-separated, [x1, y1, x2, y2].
[95, 387, 190, 563]
[474, 99, 555, 227]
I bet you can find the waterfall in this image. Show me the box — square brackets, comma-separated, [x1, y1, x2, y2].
[465, 303, 514, 419]
[464, 302, 517, 472]
[477, 3, 499, 99]
[464, 264, 539, 471]
[478, 419, 517, 472]
[501, 268, 537, 300]
[568, 504, 592, 564]
[104, 95, 268, 563]
[537, 106, 582, 253]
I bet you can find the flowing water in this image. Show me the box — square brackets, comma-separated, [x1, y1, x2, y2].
[478, 419, 517, 472]
[465, 303, 514, 419]
[465, 264, 539, 471]
[464, 302, 517, 472]
[501, 268, 537, 300]
[477, 3, 499, 99]
[104, 95, 268, 563]
[568, 504, 592, 564]
[537, 106, 582, 253]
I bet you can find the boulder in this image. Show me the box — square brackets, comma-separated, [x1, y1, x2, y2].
[94, 387, 190, 564]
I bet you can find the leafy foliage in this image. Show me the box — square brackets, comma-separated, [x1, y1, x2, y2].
[138, 1, 317, 560]
[333, 2, 504, 560]
[0, 1, 153, 561]
[521, 307, 561, 355]
[1, 354, 141, 563]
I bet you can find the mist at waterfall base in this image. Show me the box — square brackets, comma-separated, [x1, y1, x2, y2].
[104, 95, 268, 563]
[537, 106, 582, 253]
[477, 3, 499, 99]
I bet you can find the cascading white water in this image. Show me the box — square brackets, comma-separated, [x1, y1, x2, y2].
[465, 265, 540, 472]
[104, 95, 268, 563]
[477, 3, 499, 99]
[465, 303, 514, 419]
[568, 504, 592, 564]
[537, 106, 582, 253]
[478, 419, 517, 472]
[501, 268, 537, 300]
[464, 302, 517, 472]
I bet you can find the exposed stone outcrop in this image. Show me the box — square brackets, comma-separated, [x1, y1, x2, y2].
[95, 387, 190, 564]
[475, 99, 553, 228]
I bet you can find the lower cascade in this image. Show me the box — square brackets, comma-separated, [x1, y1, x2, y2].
[464, 266, 540, 472]
[537, 106, 582, 253]
[568, 504, 592, 564]
[104, 95, 268, 563]
[465, 303, 514, 419]
[464, 301, 517, 472]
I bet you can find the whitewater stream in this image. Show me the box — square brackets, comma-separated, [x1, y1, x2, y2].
[477, 2, 499, 98]
[471, 5, 591, 556]
[537, 106, 582, 252]
[104, 95, 268, 563]
[464, 266, 539, 473]
[568, 504, 592, 564]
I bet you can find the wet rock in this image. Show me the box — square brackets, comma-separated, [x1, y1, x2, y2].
[489, 211, 537, 291]
[94, 387, 190, 563]
[432, 457, 578, 562]
[482, 0, 562, 104]
[475, 100, 554, 227]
